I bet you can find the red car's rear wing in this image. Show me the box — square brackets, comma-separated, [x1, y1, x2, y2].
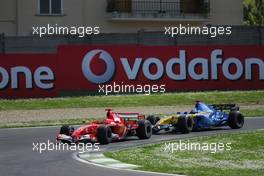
[117, 113, 144, 121]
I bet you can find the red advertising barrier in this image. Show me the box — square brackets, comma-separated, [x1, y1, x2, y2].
[0, 45, 264, 98]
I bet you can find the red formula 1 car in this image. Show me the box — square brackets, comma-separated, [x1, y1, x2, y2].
[56, 109, 152, 144]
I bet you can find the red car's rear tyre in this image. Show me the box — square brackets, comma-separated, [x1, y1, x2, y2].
[136, 120, 152, 139]
[97, 125, 112, 144]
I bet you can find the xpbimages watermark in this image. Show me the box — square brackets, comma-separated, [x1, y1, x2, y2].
[164, 24, 232, 38]
[163, 140, 232, 154]
[32, 140, 100, 154]
[32, 24, 100, 37]
[98, 82, 166, 95]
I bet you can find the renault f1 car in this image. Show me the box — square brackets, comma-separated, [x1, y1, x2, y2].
[147, 101, 244, 134]
[56, 109, 152, 144]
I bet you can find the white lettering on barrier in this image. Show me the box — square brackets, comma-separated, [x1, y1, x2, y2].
[0, 66, 54, 89]
[222, 58, 243, 80]
[188, 58, 209, 80]
[166, 50, 186, 80]
[82, 49, 264, 84]
[211, 49, 222, 80]
[142, 58, 164, 80]
[121, 58, 142, 80]
[11, 66, 33, 88]
[0, 67, 9, 89]
[245, 58, 264, 80]
[34, 67, 55, 89]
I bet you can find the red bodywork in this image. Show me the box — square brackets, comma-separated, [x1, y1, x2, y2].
[57, 109, 145, 143]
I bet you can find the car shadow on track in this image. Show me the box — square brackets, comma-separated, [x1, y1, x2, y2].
[153, 127, 232, 136]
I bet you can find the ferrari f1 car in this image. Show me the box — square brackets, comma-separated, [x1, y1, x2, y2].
[56, 109, 152, 144]
[147, 101, 244, 134]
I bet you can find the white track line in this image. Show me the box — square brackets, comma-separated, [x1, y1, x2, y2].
[73, 152, 183, 176]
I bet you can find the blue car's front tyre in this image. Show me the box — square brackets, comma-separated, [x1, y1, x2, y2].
[178, 116, 194, 133]
[146, 115, 160, 125]
[228, 111, 244, 129]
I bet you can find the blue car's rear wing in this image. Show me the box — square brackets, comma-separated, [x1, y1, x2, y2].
[210, 104, 239, 111]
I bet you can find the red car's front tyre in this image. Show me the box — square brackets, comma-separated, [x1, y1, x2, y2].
[97, 125, 112, 144]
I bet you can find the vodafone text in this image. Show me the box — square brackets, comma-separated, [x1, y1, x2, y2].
[82, 49, 264, 84]
[0, 66, 54, 89]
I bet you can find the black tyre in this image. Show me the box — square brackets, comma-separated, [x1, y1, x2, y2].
[178, 116, 193, 134]
[228, 111, 244, 129]
[97, 125, 112, 144]
[136, 120, 152, 139]
[147, 115, 160, 125]
[60, 125, 74, 136]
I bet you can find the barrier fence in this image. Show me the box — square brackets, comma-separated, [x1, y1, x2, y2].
[0, 33, 5, 53]
[2, 26, 264, 53]
[0, 45, 263, 99]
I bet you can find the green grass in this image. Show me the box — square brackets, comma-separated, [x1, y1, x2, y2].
[241, 109, 264, 117]
[105, 130, 264, 176]
[0, 118, 103, 129]
[0, 90, 264, 111]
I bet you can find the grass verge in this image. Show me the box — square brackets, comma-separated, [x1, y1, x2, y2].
[105, 130, 264, 176]
[241, 109, 264, 117]
[0, 118, 103, 129]
[0, 90, 264, 111]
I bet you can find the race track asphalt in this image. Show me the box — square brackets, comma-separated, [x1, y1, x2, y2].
[0, 117, 263, 176]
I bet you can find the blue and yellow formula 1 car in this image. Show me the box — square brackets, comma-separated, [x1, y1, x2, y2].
[147, 101, 244, 134]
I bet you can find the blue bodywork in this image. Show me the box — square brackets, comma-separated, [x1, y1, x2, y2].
[191, 102, 230, 129]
